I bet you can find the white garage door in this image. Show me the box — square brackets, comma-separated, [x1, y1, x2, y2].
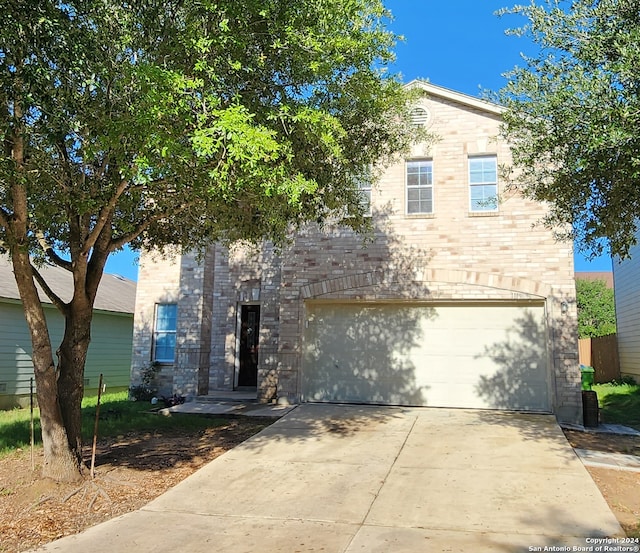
[302, 302, 549, 411]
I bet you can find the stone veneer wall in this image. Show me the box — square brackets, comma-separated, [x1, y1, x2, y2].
[130, 248, 182, 396]
[173, 252, 214, 397]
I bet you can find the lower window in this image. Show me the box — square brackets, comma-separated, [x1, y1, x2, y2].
[153, 303, 177, 362]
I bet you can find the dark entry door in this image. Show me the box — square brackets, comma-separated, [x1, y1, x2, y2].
[238, 305, 260, 388]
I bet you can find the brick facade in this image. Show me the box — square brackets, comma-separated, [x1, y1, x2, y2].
[131, 82, 581, 422]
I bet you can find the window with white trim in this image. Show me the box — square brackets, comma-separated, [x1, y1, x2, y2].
[469, 155, 498, 212]
[153, 303, 177, 362]
[358, 179, 372, 216]
[353, 166, 373, 216]
[406, 159, 433, 214]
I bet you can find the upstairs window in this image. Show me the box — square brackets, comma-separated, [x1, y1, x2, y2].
[469, 155, 498, 212]
[406, 159, 433, 214]
[358, 180, 372, 216]
[153, 303, 177, 362]
[354, 166, 372, 216]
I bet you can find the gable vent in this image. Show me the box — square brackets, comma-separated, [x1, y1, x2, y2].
[410, 107, 429, 127]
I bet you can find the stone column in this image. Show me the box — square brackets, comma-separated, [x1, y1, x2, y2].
[257, 244, 282, 402]
[173, 248, 214, 397]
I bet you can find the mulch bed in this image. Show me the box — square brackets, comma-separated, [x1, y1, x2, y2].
[0, 418, 271, 553]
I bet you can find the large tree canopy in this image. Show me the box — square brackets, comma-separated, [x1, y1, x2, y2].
[0, 0, 418, 481]
[497, 0, 640, 258]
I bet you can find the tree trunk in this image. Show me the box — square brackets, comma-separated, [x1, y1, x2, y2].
[5, 83, 87, 482]
[57, 306, 93, 465]
[34, 358, 83, 482]
[10, 253, 83, 482]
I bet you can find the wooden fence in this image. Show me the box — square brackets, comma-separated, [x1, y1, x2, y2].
[578, 334, 620, 384]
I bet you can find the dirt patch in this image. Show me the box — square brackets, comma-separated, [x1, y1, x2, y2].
[563, 430, 640, 457]
[563, 429, 640, 537]
[0, 417, 272, 553]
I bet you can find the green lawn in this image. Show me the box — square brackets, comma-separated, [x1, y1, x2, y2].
[0, 391, 230, 457]
[592, 382, 640, 431]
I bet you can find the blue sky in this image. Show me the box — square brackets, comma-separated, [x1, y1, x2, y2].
[104, 1, 612, 280]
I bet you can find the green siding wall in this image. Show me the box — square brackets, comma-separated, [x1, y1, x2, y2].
[85, 313, 134, 392]
[0, 301, 133, 408]
[0, 302, 36, 397]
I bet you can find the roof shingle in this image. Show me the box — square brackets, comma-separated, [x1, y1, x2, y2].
[0, 255, 136, 314]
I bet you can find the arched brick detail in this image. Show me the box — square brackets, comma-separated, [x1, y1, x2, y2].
[300, 271, 380, 299]
[422, 268, 552, 298]
[300, 268, 551, 299]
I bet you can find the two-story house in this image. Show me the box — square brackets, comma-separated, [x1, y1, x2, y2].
[131, 81, 582, 423]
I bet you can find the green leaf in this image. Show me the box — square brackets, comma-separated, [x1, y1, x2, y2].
[498, 0, 640, 258]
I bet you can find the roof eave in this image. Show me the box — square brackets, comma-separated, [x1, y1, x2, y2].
[405, 79, 504, 116]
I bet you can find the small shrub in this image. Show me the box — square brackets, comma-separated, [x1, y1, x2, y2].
[606, 375, 638, 387]
[129, 362, 160, 402]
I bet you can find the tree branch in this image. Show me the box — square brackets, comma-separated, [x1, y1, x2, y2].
[86, 216, 114, 299]
[34, 230, 73, 271]
[0, 206, 10, 229]
[81, 179, 129, 256]
[30, 262, 69, 315]
[55, 138, 73, 193]
[96, 150, 111, 181]
[108, 202, 195, 251]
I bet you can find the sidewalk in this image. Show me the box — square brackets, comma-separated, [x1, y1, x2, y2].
[561, 421, 640, 472]
[574, 448, 640, 472]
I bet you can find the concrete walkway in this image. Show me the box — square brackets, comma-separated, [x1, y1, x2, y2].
[575, 449, 640, 472]
[158, 398, 297, 418]
[32, 405, 624, 553]
[561, 421, 640, 472]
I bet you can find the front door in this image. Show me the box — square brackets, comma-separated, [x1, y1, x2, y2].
[238, 304, 260, 388]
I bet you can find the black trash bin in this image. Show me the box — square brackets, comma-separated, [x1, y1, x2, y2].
[582, 390, 599, 428]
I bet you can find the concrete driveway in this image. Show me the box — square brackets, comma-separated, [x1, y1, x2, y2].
[34, 404, 623, 552]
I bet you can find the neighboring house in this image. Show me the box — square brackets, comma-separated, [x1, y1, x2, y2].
[131, 81, 582, 423]
[575, 271, 614, 289]
[613, 229, 640, 382]
[0, 256, 136, 409]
